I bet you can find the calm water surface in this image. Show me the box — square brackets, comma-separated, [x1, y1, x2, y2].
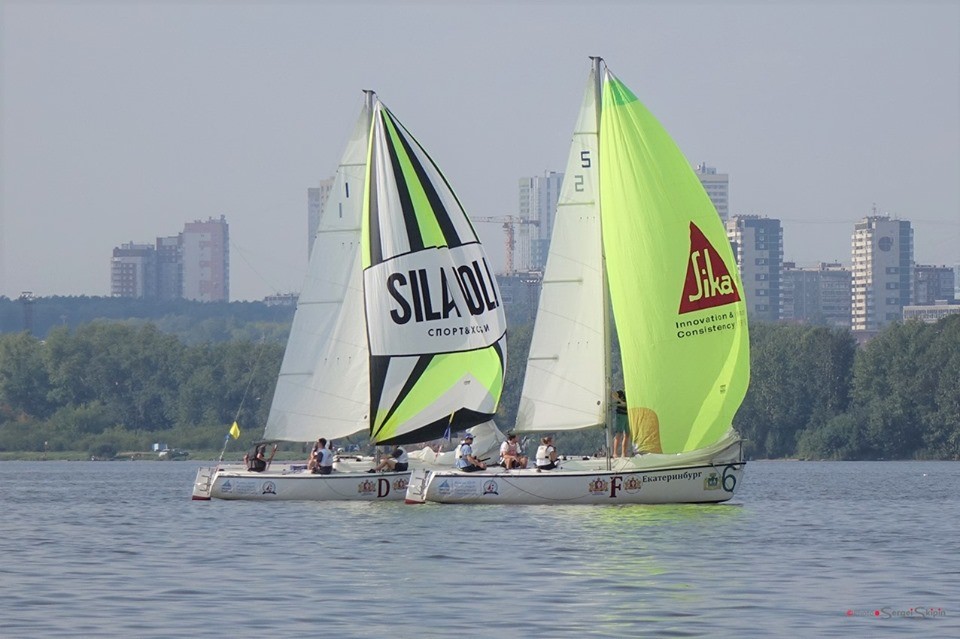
[2, 460, 958, 638]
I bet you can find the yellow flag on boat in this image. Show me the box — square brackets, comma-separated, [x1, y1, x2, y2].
[229, 421, 241, 440]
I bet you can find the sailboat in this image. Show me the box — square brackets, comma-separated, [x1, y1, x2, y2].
[192, 91, 508, 501]
[406, 58, 749, 505]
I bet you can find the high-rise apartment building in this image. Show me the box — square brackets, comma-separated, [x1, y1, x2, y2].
[307, 177, 335, 259]
[110, 216, 230, 302]
[181, 215, 229, 302]
[110, 243, 157, 299]
[156, 235, 182, 301]
[913, 264, 955, 305]
[780, 262, 851, 328]
[779, 262, 808, 323]
[518, 171, 563, 272]
[725, 215, 783, 322]
[695, 162, 729, 221]
[850, 215, 913, 332]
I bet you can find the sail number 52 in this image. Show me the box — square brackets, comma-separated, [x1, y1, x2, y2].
[575, 151, 591, 192]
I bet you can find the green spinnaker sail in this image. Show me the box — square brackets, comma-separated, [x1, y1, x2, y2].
[599, 72, 750, 454]
[361, 101, 507, 445]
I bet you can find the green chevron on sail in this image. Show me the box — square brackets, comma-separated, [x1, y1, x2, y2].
[362, 100, 507, 445]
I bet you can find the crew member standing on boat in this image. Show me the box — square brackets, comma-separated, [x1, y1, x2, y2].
[535, 436, 559, 471]
[613, 390, 631, 458]
[455, 433, 486, 472]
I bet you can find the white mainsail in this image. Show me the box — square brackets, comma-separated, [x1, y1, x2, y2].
[263, 97, 373, 442]
[514, 65, 607, 433]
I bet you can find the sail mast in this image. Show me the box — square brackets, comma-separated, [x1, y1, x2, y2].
[590, 56, 614, 470]
[362, 89, 376, 111]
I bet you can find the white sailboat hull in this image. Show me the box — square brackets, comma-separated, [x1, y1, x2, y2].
[192, 424, 507, 501]
[405, 439, 745, 505]
[192, 465, 410, 502]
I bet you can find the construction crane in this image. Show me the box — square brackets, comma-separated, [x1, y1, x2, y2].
[472, 215, 540, 274]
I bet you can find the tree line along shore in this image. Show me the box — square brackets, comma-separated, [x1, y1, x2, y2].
[1, 297, 958, 461]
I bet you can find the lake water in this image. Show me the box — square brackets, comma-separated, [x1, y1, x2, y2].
[2, 460, 957, 638]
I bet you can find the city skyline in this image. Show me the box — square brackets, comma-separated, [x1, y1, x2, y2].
[2, 2, 958, 301]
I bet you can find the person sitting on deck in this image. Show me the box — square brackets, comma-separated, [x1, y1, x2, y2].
[368, 446, 409, 473]
[309, 438, 334, 475]
[455, 433, 486, 472]
[307, 439, 322, 473]
[499, 433, 528, 470]
[535, 436, 559, 471]
[245, 444, 268, 472]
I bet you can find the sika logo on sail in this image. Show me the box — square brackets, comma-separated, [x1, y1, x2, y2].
[678, 222, 741, 314]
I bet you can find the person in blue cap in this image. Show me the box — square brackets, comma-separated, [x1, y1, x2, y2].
[455, 433, 486, 472]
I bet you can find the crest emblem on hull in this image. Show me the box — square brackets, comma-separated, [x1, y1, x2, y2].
[588, 477, 609, 495]
[704, 472, 720, 490]
[623, 476, 642, 493]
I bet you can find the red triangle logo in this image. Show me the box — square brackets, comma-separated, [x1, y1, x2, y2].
[678, 222, 741, 314]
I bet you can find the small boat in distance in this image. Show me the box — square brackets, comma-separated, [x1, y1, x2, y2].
[193, 91, 508, 501]
[406, 57, 750, 505]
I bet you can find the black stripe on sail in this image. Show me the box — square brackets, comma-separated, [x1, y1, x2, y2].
[370, 353, 433, 442]
[382, 112, 424, 254]
[367, 118, 385, 267]
[376, 409, 495, 446]
[385, 108, 465, 248]
[368, 354, 391, 437]
[492, 334, 506, 375]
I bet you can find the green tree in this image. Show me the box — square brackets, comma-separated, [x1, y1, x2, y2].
[796, 410, 869, 460]
[917, 316, 960, 458]
[43, 323, 186, 430]
[852, 320, 939, 458]
[0, 332, 53, 418]
[736, 323, 854, 458]
[175, 339, 282, 433]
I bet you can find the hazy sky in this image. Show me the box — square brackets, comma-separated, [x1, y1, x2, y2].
[2, 1, 958, 301]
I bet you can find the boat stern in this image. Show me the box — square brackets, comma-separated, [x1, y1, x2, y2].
[191, 465, 216, 500]
[404, 468, 431, 504]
